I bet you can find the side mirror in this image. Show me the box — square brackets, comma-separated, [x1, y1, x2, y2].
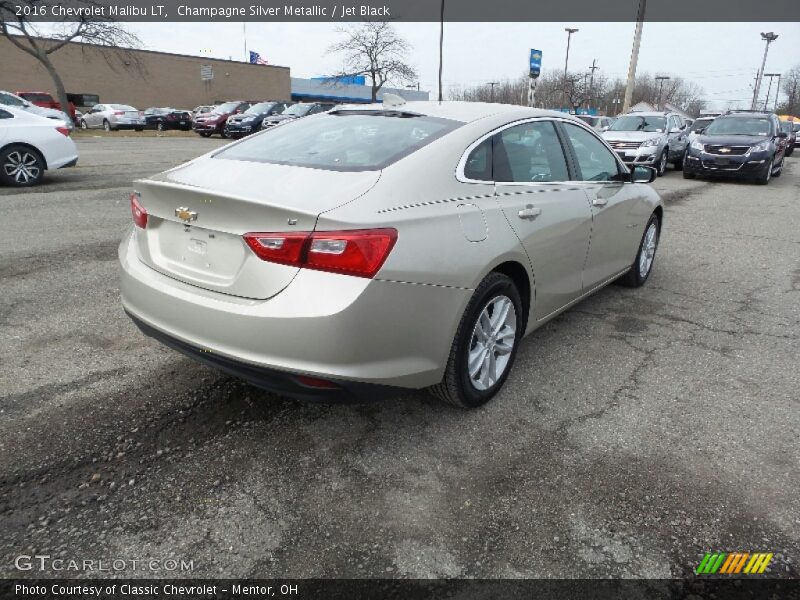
[670, 127, 681, 133]
[777, 131, 788, 139]
[631, 165, 657, 184]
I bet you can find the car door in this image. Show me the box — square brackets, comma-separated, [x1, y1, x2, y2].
[559, 121, 648, 288]
[668, 115, 686, 160]
[87, 105, 103, 128]
[490, 119, 593, 321]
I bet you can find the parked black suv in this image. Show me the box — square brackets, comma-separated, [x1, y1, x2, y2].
[683, 110, 787, 185]
[260, 102, 335, 129]
[224, 101, 292, 138]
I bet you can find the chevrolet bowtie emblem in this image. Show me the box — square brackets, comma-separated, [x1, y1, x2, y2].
[175, 207, 197, 222]
[719, 148, 731, 153]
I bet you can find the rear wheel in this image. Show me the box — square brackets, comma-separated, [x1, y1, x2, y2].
[103, 120, 112, 132]
[618, 213, 660, 288]
[429, 272, 523, 409]
[0, 145, 45, 187]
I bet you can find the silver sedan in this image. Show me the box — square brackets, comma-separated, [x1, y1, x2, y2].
[120, 100, 663, 408]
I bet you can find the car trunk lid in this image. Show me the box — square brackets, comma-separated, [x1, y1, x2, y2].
[132, 157, 380, 299]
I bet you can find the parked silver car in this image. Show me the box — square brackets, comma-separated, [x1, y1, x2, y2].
[576, 114, 614, 131]
[79, 104, 144, 131]
[120, 101, 663, 408]
[0, 90, 74, 130]
[602, 111, 688, 176]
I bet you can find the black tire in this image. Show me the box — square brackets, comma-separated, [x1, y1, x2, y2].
[198, 132, 212, 138]
[429, 272, 524, 409]
[656, 149, 668, 176]
[682, 168, 696, 179]
[618, 213, 660, 288]
[773, 156, 783, 177]
[103, 119, 112, 132]
[755, 157, 773, 185]
[786, 146, 794, 157]
[673, 148, 685, 170]
[79, 119, 88, 130]
[134, 128, 143, 132]
[219, 130, 228, 139]
[0, 144, 45, 187]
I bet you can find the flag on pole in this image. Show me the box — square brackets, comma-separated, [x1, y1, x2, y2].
[249, 51, 268, 65]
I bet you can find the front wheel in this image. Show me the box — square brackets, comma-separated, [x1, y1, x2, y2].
[156, 122, 165, 132]
[618, 213, 660, 288]
[755, 157, 773, 185]
[0, 145, 45, 187]
[198, 132, 212, 138]
[656, 149, 668, 176]
[429, 272, 523, 409]
[79, 119, 88, 130]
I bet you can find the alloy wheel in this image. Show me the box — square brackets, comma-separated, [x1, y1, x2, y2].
[639, 222, 658, 278]
[3, 151, 41, 185]
[659, 151, 668, 175]
[468, 295, 517, 391]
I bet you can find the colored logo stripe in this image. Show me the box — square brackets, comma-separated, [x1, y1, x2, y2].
[697, 552, 773, 575]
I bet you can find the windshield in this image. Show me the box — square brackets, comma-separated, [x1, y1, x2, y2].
[609, 115, 666, 133]
[110, 104, 136, 111]
[214, 102, 241, 114]
[704, 117, 772, 136]
[283, 104, 314, 117]
[576, 116, 599, 126]
[691, 119, 713, 132]
[245, 102, 277, 115]
[215, 112, 462, 171]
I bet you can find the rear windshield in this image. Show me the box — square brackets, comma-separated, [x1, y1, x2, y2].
[215, 112, 462, 171]
[110, 104, 136, 111]
[19, 93, 53, 103]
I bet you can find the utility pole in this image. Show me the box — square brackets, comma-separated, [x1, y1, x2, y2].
[655, 75, 670, 110]
[563, 28, 579, 112]
[622, 0, 646, 114]
[763, 74, 779, 110]
[751, 32, 778, 110]
[773, 74, 781, 111]
[438, 0, 445, 103]
[487, 82, 499, 103]
[588, 59, 599, 110]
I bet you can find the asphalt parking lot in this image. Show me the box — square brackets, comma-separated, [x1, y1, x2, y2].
[1, 135, 798, 579]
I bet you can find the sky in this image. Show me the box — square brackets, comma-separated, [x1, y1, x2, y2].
[43, 21, 800, 110]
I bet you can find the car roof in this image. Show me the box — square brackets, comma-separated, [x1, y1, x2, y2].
[0, 105, 54, 121]
[624, 111, 671, 117]
[330, 101, 582, 124]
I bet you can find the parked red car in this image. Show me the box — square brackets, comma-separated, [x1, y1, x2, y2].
[192, 100, 255, 138]
[15, 91, 76, 122]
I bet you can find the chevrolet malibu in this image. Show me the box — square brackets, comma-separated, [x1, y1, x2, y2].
[120, 100, 663, 408]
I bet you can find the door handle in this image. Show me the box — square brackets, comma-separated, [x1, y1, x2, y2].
[517, 205, 541, 220]
[592, 197, 608, 207]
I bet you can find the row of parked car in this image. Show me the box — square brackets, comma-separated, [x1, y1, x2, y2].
[191, 100, 335, 138]
[598, 108, 797, 185]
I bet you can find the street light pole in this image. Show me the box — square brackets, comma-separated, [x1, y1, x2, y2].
[622, 0, 646, 114]
[438, 0, 445, 103]
[751, 32, 778, 110]
[487, 82, 499, 103]
[563, 28, 579, 111]
[655, 75, 670, 110]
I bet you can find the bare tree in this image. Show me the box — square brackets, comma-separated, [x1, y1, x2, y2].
[777, 65, 800, 115]
[327, 22, 417, 102]
[0, 0, 141, 121]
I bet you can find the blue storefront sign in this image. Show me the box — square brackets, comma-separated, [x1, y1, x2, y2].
[529, 49, 542, 79]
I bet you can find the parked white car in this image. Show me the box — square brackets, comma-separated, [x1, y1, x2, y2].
[0, 90, 74, 130]
[0, 106, 78, 186]
[79, 104, 145, 131]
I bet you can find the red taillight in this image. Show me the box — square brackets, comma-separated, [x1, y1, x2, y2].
[55, 126, 70, 137]
[114, 111, 125, 116]
[295, 375, 340, 389]
[243, 228, 397, 279]
[130, 192, 148, 228]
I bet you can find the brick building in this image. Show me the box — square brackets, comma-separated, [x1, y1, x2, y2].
[0, 36, 291, 110]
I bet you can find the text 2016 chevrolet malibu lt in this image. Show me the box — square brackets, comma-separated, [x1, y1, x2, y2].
[120, 100, 663, 408]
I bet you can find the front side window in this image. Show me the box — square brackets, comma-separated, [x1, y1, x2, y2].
[493, 121, 569, 183]
[561, 122, 621, 182]
[216, 112, 462, 171]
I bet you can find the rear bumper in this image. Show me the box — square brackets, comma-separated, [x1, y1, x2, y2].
[119, 229, 469, 392]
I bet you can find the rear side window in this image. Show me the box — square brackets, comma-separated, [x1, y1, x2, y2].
[0, 109, 13, 119]
[493, 121, 570, 183]
[216, 112, 462, 171]
[463, 138, 493, 181]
